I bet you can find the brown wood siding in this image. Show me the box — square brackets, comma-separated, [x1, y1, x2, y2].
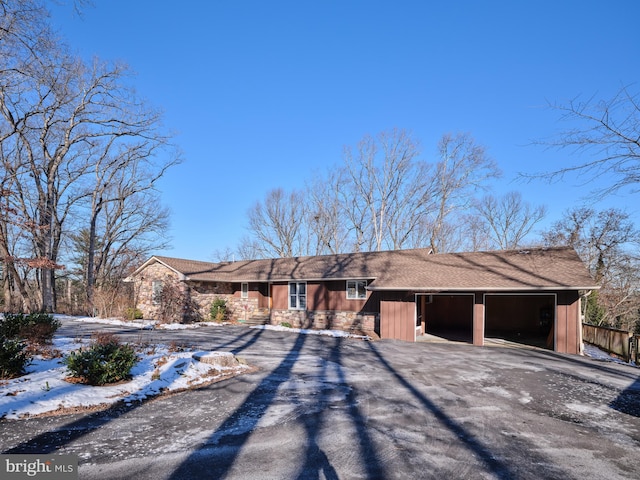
[229, 282, 269, 308]
[257, 283, 269, 309]
[380, 292, 415, 342]
[556, 291, 580, 354]
[473, 293, 485, 346]
[272, 283, 288, 310]
[270, 281, 375, 313]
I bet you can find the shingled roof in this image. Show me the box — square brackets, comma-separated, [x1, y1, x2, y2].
[136, 246, 598, 292]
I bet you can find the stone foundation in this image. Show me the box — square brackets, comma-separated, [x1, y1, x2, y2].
[270, 309, 377, 334]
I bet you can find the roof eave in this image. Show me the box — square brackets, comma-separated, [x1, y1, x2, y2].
[186, 276, 376, 283]
[367, 285, 601, 292]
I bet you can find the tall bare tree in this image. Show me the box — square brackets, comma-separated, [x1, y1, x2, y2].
[242, 129, 503, 258]
[341, 129, 431, 251]
[246, 188, 306, 258]
[305, 169, 349, 255]
[0, 0, 179, 312]
[428, 132, 501, 253]
[473, 191, 547, 250]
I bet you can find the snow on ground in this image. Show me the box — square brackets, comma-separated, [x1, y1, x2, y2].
[0, 316, 370, 420]
[583, 343, 636, 366]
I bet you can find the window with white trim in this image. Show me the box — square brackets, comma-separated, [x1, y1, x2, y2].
[289, 282, 307, 310]
[241, 282, 249, 299]
[346, 280, 367, 300]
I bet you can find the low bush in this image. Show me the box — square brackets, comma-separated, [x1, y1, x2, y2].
[0, 337, 30, 379]
[280, 322, 292, 328]
[64, 336, 138, 386]
[0, 313, 60, 345]
[124, 307, 144, 320]
[210, 297, 227, 322]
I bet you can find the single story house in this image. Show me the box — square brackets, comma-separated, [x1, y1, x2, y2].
[128, 246, 598, 354]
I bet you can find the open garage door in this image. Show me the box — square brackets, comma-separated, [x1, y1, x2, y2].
[418, 294, 474, 343]
[485, 294, 555, 349]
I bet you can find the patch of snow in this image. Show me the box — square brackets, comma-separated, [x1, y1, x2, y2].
[59, 314, 156, 330]
[59, 314, 233, 331]
[250, 324, 371, 340]
[565, 402, 607, 416]
[482, 386, 512, 398]
[519, 391, 532, 404]
[583, 344, 634, 366]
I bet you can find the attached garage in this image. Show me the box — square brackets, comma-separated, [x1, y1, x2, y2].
[369, 247, 599, 354]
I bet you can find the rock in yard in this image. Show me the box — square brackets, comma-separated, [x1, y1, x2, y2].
[192, 351, 240, 368]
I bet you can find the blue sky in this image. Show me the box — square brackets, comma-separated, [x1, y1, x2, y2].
[49, 1, 640, 260]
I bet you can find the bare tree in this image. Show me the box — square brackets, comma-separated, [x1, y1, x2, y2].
[242, 129, 504, 257]
[341, 129, 430, 251]
[429, 133, 501, 253]
[246, 188, 306, 258]
[528, 85, 640, 197]
[82, 131, 176, 314]
[0, 0, 179, 312]
[305, 169, 349, 255]
[542, 207, 640, 326]
[473, 191, 547, 250]
[458, 213, 494, 252]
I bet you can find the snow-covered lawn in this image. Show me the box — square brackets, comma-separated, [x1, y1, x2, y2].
[0, 338, 250, 420]
[0, 316, 370, 420]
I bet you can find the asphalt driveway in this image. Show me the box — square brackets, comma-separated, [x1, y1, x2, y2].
[1, 319, 639, 479]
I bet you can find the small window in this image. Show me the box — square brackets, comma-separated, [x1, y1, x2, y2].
[347, 280, 367, 300]
[289, 282, 307, 310]
[152, 281, 163, 305]
[241, 282, 249, 299]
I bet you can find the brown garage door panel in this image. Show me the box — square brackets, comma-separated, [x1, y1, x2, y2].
[381, 299, 415, 342]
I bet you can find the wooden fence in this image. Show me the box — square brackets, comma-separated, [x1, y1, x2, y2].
[582, 323, 639, 364]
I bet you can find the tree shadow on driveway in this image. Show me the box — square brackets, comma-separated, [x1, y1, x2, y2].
[365, 341, 575, 480]
[290, 337, 385, 480]
[167, 333, 309, 479]
[610, 376, 640, 417]
[168, 333, 387, 480]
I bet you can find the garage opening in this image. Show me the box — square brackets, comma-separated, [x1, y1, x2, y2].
[417, 294, 473, 343]
[485, 294, 555, 349]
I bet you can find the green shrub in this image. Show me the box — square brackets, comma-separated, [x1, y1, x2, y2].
[125, 307, 144, 320]
[210, 297, 227, 322]
[280, 322, 292, 328]
[0, 313, 60, 344]
[64, 336, 138, 386]
[0, 337, 30, 379]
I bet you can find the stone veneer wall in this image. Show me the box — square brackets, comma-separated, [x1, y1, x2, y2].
[178, 282, 262, 322]
[188, 281, 232, 321]
[270, 309, 377, 334]
[135, 263, 182, 320]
